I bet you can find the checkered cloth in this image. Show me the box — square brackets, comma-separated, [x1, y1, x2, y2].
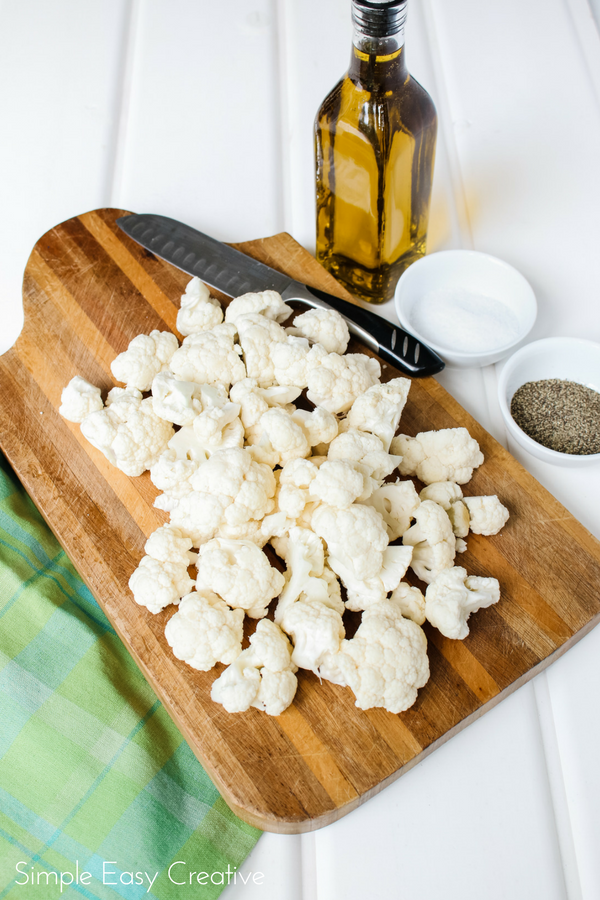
[0, 452, 261, 899]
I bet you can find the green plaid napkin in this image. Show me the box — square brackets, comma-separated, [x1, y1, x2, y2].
[0, 452, 261, 899]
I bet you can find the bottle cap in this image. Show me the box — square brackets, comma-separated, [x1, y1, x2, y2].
[352, 0, 408, 38]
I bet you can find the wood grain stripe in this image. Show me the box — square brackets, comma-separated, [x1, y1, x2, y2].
[79, 211, 181, 335]
[277, 704, 359, 806]
[25, 251, 116, 377]
[426, 629, 500, 704]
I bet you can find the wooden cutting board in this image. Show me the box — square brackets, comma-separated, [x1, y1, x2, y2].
[1, 208, 599, 834]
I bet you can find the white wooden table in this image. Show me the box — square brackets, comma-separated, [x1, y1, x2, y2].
[1, 2, 600, 897]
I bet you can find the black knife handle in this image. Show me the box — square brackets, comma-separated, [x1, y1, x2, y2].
[284, 283, 444, 378]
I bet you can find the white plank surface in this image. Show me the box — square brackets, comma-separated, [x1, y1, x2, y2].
[1, 1, 599, 898]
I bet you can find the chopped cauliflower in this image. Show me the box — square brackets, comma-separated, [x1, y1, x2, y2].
[144, 524, 197, 567]
[59, 376, 104, 423]
[169, 323, 245, 387]
[425, 566, 501, 639]
[329, 545, 413, 611]
[246, 408, 310, 468]
[189, 447, 276, 527]
[402, 499, 456, 584]
[235, 313, 287, 387]
[151, 372, 204, 426]
[311, 503, 389, 581]
[230, 377, 301, 431]
[346, 377, 410, 450]
[280, 597, 345, 673]
[463, 495, 510, 535]
[309, 459, 369, 508]
[291, 406, 339, 451]
[328, 428, 400, 482]
[80, 388, 173, 476]
[275, 527, 329, 623]
[319, 597, 430, 714]
[165, 591, 245, 671]
[390, 582, 426, 625]
[225, 290, 292, 326]
[270, 338, 327, 389]
[364, 480, 420, 540]
[150, 449, 199, 511]
[111, 330, 179, 391]
[176, 277, 223, 336]
[420, 482, 470, 538]
[306, 352, 381, 414]
[291, 307, 350, 354]
[192, 402, 244, 453]
[129, 556, 194, 614]
[211, 619, 297, 716]
[391, 427, 484, 485]
[196, 538, 284, 618]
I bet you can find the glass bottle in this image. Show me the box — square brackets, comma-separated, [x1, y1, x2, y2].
[315, 0, 437, 304]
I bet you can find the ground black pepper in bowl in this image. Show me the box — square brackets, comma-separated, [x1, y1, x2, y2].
[510, 379, 600, 455]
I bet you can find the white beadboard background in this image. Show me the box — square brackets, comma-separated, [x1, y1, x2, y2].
[1, 2, 600, 897]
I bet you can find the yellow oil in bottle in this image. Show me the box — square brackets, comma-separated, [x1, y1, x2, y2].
[315, 3, 437, 304]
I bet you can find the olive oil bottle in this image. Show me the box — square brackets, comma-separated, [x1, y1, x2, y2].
[315, 0, 437, 303]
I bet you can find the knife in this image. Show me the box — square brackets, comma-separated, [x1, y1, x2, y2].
[116, 213, 444, 377]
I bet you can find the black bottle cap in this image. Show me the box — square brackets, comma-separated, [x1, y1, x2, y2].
[352, 0, 408, 38]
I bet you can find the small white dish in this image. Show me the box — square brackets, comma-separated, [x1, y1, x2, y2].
[498, 337, 600, 467]
[394, 250, 537, 367]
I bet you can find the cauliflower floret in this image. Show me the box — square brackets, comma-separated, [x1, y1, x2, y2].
[311, 503, 389, 581]
[59, 376, 104, 423]
[176, 277, 223, 336]
[346, 377, 410, 450]
[144, 524, 197, 567]
[150, 450, 199, 511]
[328, 545, 413, 611]
[246, 408, 310, 468]
[309, 459, 369, 508]
[230, 378, 302, 431]
[363, 480, 420, 540]
[328, 428, 401, 482]
[169, 491, 230, 545]
[165, 591, 245, 670]
[425, 566, 501, 639]
[391, 427, 484, 485]
[169, 323, 246, 387]
[390, 582, 426, 625]
[319, 597, 430, 714]
[291, 307, 350, 354]
[270, 338, 327, 389]
[192, 402, 244, 453]
[280, 598, 345, 673]
[111, 330, 179, 391]
[225, 290, 292, 325]
[129, 556, 194, 614]
[306, 352, 381, 414]
[196, 538, 284, 618]
[190, 447, 276, 527]
[217, 519, 269, 547]
[275, 527, 329, 623]
[291, 407, 338, 452]
[81, 389, 174, 476]
[235, 313, 287, 387]
[463, 495, 510, 535]
[211, 619, 297, 716]
[402, 499, 456, 584]
[419, 482, 470, 538]
[151, 372, 205, 426]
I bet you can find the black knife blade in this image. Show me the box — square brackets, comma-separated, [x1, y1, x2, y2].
[116, 213, 444, 377]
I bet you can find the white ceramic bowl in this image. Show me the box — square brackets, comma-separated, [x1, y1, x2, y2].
[394, 250, 537, 367]
[498, 337, 600, 467]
